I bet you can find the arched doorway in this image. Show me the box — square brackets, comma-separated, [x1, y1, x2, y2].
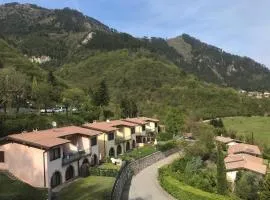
[132, 140, 136, 148]
[83, 158, 89, 165]
[65, 165, 74, 181]
[126, 141, 130, 151]
[109, 147, 115, 157]
[91, 154, 98, 166]
[117, 145, 122, 156]
[51, 171, 62, 188]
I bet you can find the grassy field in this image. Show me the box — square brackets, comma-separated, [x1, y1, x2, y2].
[0, 172, 47, 200]
[58, 176, 115, 200]
[223, 116, 270, 145]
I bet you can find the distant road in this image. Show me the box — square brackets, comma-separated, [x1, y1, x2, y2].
[127, 153, 180, 200]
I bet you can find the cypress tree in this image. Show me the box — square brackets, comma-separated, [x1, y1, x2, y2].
[260, 175, 270, 200]
[217, 144, 228, 195]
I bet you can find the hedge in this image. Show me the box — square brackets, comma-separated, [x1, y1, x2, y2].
[159, 169, 237, 200]
[89, 167, 119, 177]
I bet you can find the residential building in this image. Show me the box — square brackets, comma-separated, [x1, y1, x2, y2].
[0, 126, 100, 189]
[225, 154, 267, 182]
[228, 143, 261, 157]
[215, 136, 238, 146]
[225, 143, 267, 183]
[83, 120, 137, 159]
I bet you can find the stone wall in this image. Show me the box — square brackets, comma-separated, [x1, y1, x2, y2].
[111, 148, 180, 200]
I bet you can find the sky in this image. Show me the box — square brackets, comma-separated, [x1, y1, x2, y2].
[1, 0, 270, 68]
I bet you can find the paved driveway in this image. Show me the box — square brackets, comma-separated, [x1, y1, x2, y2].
[127, 153, 180, 200]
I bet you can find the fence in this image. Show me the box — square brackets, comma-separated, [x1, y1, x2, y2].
[111, 147, 181, 200]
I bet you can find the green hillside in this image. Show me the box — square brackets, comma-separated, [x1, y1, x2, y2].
[0, 38, 44, 78]
[58, 50, 270, 120]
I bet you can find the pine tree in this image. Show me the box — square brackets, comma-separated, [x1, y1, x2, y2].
[217, 144, 228, 195]
[93, 80, 110, 107]
[260, 174, 270, 200]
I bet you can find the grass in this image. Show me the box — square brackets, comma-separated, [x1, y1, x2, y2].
[58, 176, 115, 200]
[223, 116, 270, 145]
[98, 162, 121, 170]
[0, 172, 47, 200]
[120, 145, 157, 160]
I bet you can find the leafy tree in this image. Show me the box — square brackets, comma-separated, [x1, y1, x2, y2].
[216, 144, 227, 195]
[165, 108, 184, 136]
[120, 98, 138, 118]
[62, 88, 85, 113]
[235, 172, 262, 200]
[32, 82, 53, 112]
[260, 174, 270, 200]
[0, 68, 28, 113]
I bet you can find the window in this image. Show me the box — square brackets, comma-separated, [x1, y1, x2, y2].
[131, 128, 135, 134]
[142, 125, 145, 131]
[50, 148, 61, 161]
[154, 123, 158, 127]
[108, 132, 115, 141]
[91, 137, 97, 146]
[0, 151, 4, 163]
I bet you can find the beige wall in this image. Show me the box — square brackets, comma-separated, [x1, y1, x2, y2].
[0, 143, 46, 188]
[135, 125, 146, 136]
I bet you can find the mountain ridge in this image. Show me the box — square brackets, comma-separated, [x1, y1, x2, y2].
[0, 2, 270, 91]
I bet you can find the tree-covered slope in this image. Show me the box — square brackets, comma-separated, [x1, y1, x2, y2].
[168, 34, 270, 90]
[58, 50, 270, 119]
[0, 38, 44, 78]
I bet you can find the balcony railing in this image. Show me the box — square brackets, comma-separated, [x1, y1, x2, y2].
[115, 135, 131, 144]
[62, 148, 91, 166]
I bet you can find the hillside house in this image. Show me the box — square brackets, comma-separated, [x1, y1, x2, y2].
[0, 126, 100, 188]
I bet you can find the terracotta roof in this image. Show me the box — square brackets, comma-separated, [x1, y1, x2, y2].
[215, 136, 235, 144]
[225, 153, 267, 175]
[138, 117, 159, 122]
[108, 120, 137, 127]
[7, 126, 100, 149]
[83, 122, 119, 133]
[123, 118, 148, 125]
[228, 143, 261, 156]
[83, 120, 137, 133]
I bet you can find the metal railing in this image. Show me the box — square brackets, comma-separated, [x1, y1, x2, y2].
[62, 148, 91, 166]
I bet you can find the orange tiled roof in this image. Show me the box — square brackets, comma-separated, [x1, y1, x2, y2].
[123, 118, 148, 125]
[225, 153, 267, 175]
[228, 143, 261, 156]
[83, 120, 137, 132]
[7, 126, 101, 149]
[215, 136, 235, 144]
[138, 117, 159, 122]
[83, 122, 119, 133]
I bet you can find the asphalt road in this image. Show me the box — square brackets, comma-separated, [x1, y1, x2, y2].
[127, 153, 180, 200]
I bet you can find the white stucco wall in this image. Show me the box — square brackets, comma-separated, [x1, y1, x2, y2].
[226, 171, 238, 182]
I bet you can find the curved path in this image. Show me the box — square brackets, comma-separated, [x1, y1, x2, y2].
[127, 152, 181, 200]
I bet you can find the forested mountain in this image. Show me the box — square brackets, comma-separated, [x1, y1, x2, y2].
[1, 3, 270, 91]
[1, 2, 270, 123]
[168, 34, 270, 90]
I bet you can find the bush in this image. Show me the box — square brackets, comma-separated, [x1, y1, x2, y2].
[156, 132, 173, 141]
[159, 168, 237, 200]
[89, 167, 118, 177]
[157, 140, 177, 152]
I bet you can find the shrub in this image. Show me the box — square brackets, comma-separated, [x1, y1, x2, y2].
[158, 168, 236, 200]
[156, 132, 173, 141]
[89, 167, 118, 177]
[157, 140, 177, 152]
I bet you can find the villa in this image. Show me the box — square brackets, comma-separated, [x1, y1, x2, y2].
[83, 119, 138, 159]
[225, 143, 267, 183]
[0, 126, 101, 188]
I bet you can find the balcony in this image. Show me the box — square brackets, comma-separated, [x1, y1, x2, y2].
[62, 148, 91, 166]
[115, 134, 131, 144]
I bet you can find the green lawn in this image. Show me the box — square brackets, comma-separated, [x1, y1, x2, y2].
[223, 116, 270, 145]
[0, 172, 47, 200]
[120, 145, 157, 160]
[58, 176, 115, 200]
[98, 162, 121, 170]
